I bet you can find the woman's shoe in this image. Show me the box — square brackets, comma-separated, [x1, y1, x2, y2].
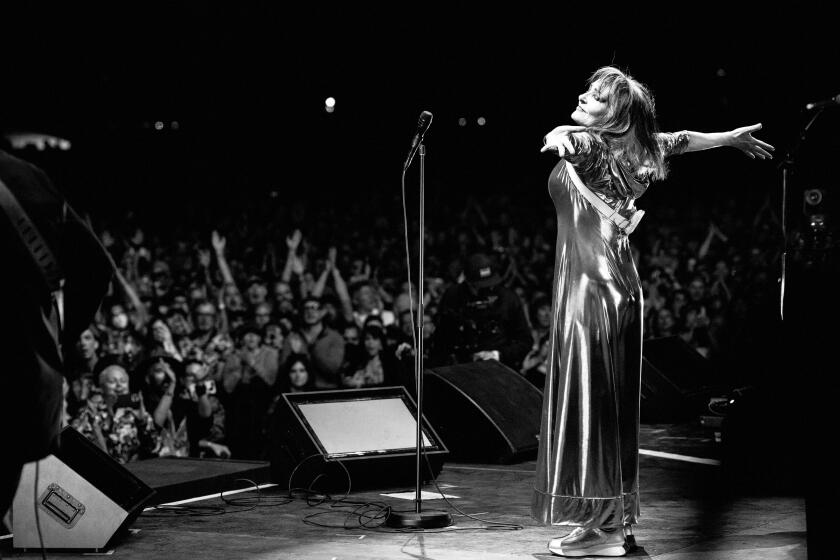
[547, 526, 627, 557]
[547, 527, 588, 554]
[623, 524, 637, 552]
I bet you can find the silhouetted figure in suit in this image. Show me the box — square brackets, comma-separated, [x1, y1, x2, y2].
[0, 148, 113, 520]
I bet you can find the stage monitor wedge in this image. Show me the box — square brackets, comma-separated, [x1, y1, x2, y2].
[424, 360, 543, 464]
[12, 426, 155, 552]
[267, 386, 448, 491]
[641, 335, 726, 423]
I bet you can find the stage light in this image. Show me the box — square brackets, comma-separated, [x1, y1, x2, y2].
[4, 132, 72, 151]
[154, 121, 164, 130]
[804, 188, 823, 207]
[325, 97, 336, 113]
[458, 117, 467, 127]
[477, 117, 486, 126]
[171, 121, 180, 130]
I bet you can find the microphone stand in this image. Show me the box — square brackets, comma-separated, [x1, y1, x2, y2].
[778, 108, 824, 320]
[386, 143, 452, 529]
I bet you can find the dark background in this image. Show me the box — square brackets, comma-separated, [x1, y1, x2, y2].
[2, 4, 838, 535]
[1, 6, 837, 225]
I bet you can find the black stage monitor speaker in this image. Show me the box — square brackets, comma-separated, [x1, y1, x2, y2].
[11, 426, 155, 552]
[423, 360, 543, 464]
[641, 335, 724, 423]
[268, 386, 448, 491]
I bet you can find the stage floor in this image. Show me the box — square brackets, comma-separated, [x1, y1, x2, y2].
[1, 422, 806, 559]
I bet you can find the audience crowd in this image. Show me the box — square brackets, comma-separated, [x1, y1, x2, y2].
[60, 184, 784, 463]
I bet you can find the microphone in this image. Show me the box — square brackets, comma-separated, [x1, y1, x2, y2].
[404, 110, 433, 170]
[805, 94, 840, 111]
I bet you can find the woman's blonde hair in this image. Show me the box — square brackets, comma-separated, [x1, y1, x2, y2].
[586, 66, 667, 180]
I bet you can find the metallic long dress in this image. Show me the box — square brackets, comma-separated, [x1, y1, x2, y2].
[531, 131, 689, 529]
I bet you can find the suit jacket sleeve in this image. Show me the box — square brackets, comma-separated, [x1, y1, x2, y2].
[60, 202, 115, 347]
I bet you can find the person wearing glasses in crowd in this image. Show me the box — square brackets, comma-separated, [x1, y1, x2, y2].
[280, 296, 345, 389]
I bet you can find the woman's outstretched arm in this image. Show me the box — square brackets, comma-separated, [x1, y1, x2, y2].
[679, 123, 775, 159]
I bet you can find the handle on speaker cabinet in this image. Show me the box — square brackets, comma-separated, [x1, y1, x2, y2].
[39, 482, 86, 529]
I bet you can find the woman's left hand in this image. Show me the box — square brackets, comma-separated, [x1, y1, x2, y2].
[729, 124, 775, 159]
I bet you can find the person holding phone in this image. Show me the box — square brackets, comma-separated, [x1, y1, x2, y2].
[176, 359, 230, 458]
[70, 363, 161, 463]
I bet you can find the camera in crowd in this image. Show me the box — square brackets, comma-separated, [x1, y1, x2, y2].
[181, 379, 217, 401]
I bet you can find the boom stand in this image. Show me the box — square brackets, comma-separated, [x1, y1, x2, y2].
[386, 144, 452, 529]
[778, 108, 824, 320]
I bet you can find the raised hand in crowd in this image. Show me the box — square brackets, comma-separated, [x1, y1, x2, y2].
[327, 246, 337, 270]
[312, 246, 354, 324]
[282, 229, 307, 286]
[197, 248, 212, 269]
[349, 260, 371, 285]
[263, 241, 279, 277]
[211, 229, 227, 255]
[211, 230, 241, 299]
[395, 341, 414, 361]
[699, 222, 729, 260]
[286, 228, 302, 254]
[151, 319, 182, 361]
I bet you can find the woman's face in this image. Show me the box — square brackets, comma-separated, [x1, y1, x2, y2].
[195, 304, 217, 331]
[343, 326, 360, 346]
[364, 333, 383, 356]
[110, 305, 129, 331]
[247, 283, 268, 306]
[100, 367, 130, 397]
[356, 286, 377, 310]
[151, 320, 170, 342]
[72, 375, 93, 401]
[243, 332, 261, 350]
[225, 291, 246, 312]
[422, 314, 435, 339]
[657, 308, 675, 332]
[148, 364, 168, 387]
[167, 313, 191, 337]
[289, 361, 309, 388]
[78, 329, 99, 358]
[254, 303, 272, 327]
[178, 336, 195, 357]
[572, 80, 609, 126]
[536, 305, 552, 328]
[273, 282, 293, 304]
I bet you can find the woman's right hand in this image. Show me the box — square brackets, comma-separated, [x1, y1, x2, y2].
[541, 125, 586, 156]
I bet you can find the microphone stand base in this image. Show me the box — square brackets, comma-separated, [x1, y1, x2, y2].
[385, 510, 453, 529]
